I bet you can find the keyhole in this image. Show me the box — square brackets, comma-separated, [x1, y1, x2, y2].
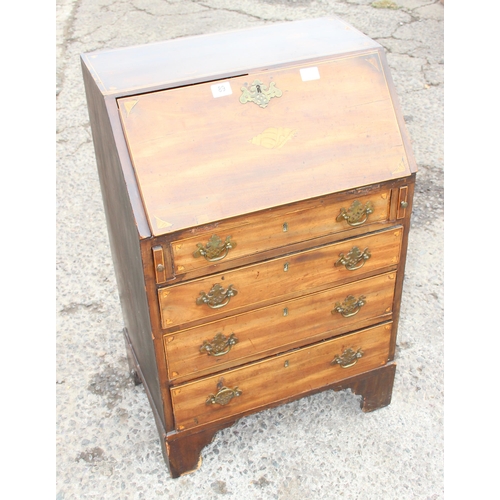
[256, 85, 262, 93]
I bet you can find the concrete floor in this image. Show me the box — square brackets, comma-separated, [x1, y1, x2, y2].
[56, 1, 444, 498]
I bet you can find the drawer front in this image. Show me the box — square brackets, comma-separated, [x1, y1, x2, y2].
[164, 272, 396, 383]
[171, 191, 391, 275]
[171, 322, 392, 431]
[159, 227, 402, 330]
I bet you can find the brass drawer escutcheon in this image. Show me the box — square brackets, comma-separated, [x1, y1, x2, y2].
[336, 200, 374, 227]
[331, 347, 364, 369]
[240, 79, 282, 108]
[193, 234, 236, 262]
[206, 383, 242, 406]
[200, 332, 239, 357]
[335, 246, 371, 271]
[196, 283, 238, 309]
[332, 295, 366, 318]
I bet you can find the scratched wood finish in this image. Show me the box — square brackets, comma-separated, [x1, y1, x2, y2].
[171, 190, 391, 276]
[164, 272, 396, 383]
[171, 322, 392, 431]
[158, 226, 402, 330]
[117, 53, 412, 236]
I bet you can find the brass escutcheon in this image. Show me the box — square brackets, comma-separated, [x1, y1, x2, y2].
[193, 234, 236, 262]
[331, 347, 364, 368]
[332, 295, 366, 318]
[206, 385, 242, 406]
[335, 246, 371, 271]
[196, 283, 238, 309]
[336, 200, 374, 227]
[240, 79, 282, 108]
[200, 332, 239, 357]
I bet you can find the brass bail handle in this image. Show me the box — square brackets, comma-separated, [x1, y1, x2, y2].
[193, 234, 236, 262]
[332, 295, 366, 318]
[206, 384, 242, 406]
[335, 246, 371, 271]
[331, 347, 364, 369]
[196, 283, 238, 309]
[336, 200, 374, 227]
[200, 332, 239, 357]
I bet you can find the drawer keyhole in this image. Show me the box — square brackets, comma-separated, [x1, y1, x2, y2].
[283, 262, 289, 272]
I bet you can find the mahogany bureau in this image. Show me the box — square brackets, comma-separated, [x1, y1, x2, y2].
[81, 17, 416, 478]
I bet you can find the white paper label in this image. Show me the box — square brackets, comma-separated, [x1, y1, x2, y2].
[211, 82, 233, 98]
[300, 67, 320, 81]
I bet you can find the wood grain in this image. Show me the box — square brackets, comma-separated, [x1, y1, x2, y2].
[158, 226, 403, 330]
[165, 272, 396, 383]
[118, 53, 411, 235]
[171, 190, 391, 276]
[171, 322, 392, 431]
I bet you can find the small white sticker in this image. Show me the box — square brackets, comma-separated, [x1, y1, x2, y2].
[300, 67, 320, 82]
[211, 82, 232, 98]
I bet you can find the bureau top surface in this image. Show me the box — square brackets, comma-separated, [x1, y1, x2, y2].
[81, 17, 379, 95]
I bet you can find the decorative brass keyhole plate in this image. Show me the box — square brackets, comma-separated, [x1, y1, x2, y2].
[240, 79, 282, 108]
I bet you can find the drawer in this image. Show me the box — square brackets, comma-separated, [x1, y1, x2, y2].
[159, 226, 402, 330]
[170, 190, 391, 275]
[171, 322, 392, 431]
[164, 272, 396, 383]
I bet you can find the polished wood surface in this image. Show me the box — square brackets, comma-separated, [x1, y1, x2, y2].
[170, 190, 391, 276]
[118, 53, 412, 235]
[164, 272, 396, 383]
[81, 18, 416, 477]
[158, 227, 402, 330]
[171, 322, 392, 431]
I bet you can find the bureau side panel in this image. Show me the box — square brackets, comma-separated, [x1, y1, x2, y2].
[388, 175, 416, 359]
[81, 61, 166, 429]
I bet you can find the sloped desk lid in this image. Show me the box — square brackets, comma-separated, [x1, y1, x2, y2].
[118, 52, 413, 236]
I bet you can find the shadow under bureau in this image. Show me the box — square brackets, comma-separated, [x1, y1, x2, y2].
[81, 17, 416, 478]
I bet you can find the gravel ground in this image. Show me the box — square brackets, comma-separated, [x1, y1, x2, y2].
[53, 1, 444, 498]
